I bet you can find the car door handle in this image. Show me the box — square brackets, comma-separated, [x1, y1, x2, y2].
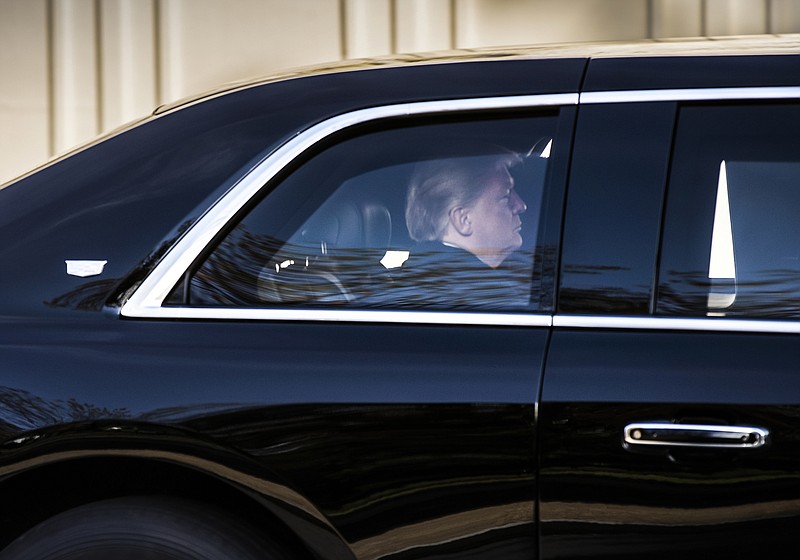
[624, 422, 769, 449]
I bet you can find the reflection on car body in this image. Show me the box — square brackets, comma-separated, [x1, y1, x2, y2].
[1, 36, 800, 559]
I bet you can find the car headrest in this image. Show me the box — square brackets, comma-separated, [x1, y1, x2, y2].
[300, 199, 392, 251]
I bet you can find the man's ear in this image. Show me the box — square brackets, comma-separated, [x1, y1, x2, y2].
[449, 206, 473, 236]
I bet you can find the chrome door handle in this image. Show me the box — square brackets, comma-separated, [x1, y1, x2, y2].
[624, 422, 769, 449]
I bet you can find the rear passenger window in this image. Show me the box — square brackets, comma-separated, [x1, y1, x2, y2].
[658, 103, 800, 318]
[173, 113, 563, 312]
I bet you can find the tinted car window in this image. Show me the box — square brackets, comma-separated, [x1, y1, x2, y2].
[558, 103, 675, 315]
[178, 114, 559, 311]
[658, 103, 800, 318]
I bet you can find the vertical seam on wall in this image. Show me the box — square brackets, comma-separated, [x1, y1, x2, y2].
[45, 0, 55, 157]
[339, 0, 348, 60]
[766, 0, 773, 34]
[94, 0, 103, 133]
[646, 0, 654, 39]
[450, 0, 457, 49]
[153, 0, 162, 106]
[390, 0, 397, 54]
[700, 0, 707, 36]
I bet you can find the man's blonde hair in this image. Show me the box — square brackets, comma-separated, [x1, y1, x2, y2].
[405, 150, 520, 242]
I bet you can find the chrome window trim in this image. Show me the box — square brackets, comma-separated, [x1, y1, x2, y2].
[124, 307, 554, 327]
[121, 93, 577, 320]
[554, 315, 800, 335]
[580, 86, 800, 104]
[119, 308, 800, 333]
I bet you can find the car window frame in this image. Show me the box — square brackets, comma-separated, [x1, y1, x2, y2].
[656, 101, 800, 320]
[121, 93, 578, 326]
[560, 86, 800, 335]
[121, 85, 800, 332]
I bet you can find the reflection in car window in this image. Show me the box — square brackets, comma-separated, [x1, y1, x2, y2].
[658, 103, 800, 318]
[176, 115, 559, 311]
[706, 160, 736, 312]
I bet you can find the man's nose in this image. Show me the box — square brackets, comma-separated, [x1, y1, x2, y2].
[511, 190, 527, 214]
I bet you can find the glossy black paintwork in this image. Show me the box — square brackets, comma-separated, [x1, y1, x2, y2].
[583, 54, 800, 91]
[0, 314, 547, 558]
[186, 404, 536, 547]
[541, 329, 800, 559]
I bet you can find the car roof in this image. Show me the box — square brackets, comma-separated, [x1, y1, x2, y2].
[14, 33, 796, 187]
[155, 34, 800, 114]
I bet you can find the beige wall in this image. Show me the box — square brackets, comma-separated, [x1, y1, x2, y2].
[2, 0, 800, 184]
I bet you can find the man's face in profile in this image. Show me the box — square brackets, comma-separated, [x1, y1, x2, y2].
[465, 163, 527, 266]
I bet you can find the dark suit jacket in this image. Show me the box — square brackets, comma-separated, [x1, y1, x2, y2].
[380, 242, 534, 310]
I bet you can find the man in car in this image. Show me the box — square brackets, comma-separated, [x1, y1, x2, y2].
[406, 148, 527, 267]
[396, 145, 533, 308]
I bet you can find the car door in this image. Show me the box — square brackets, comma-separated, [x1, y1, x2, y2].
[540, 65, 800, 557]
[122, 96, 578, 558]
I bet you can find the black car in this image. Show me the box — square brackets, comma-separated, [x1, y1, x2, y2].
[1, 37, 800, 559]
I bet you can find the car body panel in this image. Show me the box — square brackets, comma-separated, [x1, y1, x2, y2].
[541, 328, 800, 558]
[541, 51, 800, 559]
[0, 315, 546, 558]
[583, 52, 800, 91]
